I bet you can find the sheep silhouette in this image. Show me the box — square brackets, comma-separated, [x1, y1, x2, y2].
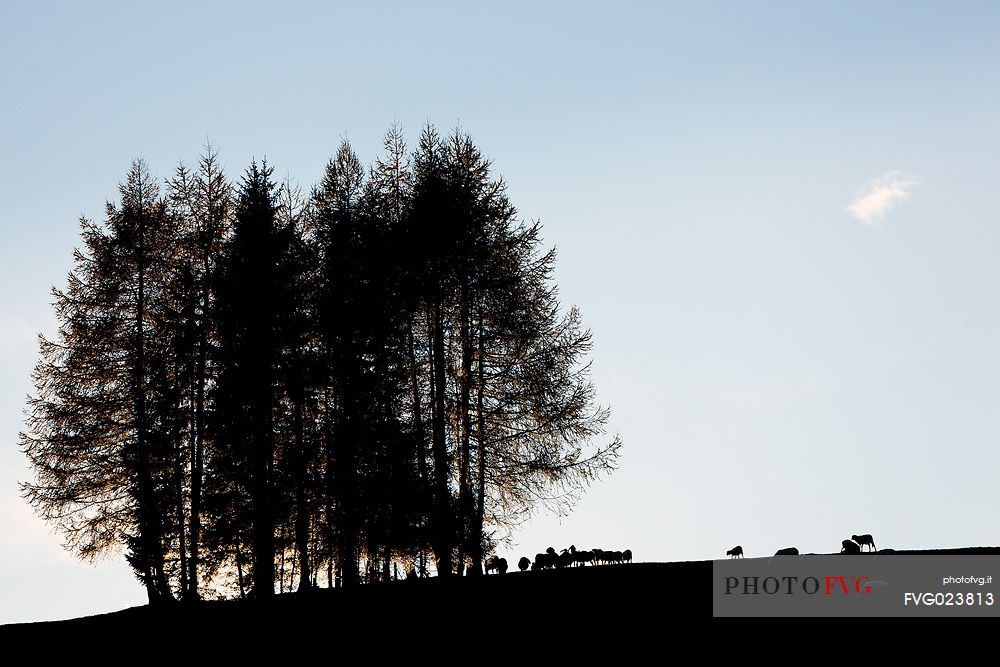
[774, 547, 799, 556]
[852, 534, 876, 552]
[517, 556, 530, 572]
[841, 540, 861, 554]
[623, 548, 632, 563]
[533, 548, 558, 570]
[726, 545, 743, 559]
[568, 545, 594, 566]
[485, 555, 508, 574]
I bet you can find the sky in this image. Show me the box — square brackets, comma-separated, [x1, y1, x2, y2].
[2, 1, 1000, 624]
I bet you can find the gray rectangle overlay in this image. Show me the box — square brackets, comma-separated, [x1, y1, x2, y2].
[714, 555, 1000, 617]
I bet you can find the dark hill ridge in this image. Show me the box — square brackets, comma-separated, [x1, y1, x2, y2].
[2, 562, 707, 633]
[3, 547, 998, 642]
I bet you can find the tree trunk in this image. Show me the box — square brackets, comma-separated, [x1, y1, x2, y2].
[408, 324, 428, 483]
[324, 390, 335, 588]
[175, 430, 188, 597]
[187, 295, 207, 601]
[134, 203, 170, 603]
[294, 383, 311, 592]
[429, 303, 453, 576]
[236, 540, 247, 599]
[252, 381, 275, 599]
[457, 282, 476, 575]
[337, 408, 359, 589]
[473, 310, 487, 575]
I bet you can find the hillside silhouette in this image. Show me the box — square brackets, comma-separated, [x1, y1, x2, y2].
[5, 546, 998, 644]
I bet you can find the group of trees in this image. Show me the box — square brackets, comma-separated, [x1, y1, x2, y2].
[19, 125, 621, 602]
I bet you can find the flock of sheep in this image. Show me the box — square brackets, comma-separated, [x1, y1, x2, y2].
[480, 533, 881, 573]
[485, 545, 634, 574]
[726, 533, 877, 558]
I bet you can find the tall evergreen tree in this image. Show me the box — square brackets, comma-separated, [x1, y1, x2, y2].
[407, 125, 459, 576]
[274, 177, 319, 592]
[406, 127, 622, 575]
[213, 160, 301, 598]
[166, 145, 232, 599]
[312, 140, 367, 587]
[21, 159, 177, 602]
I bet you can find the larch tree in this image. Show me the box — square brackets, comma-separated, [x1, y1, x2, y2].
[406, 126, 622, 575]
[212, 160, 304, 598]
[165, 144, 233, 600]
[21, 159, 178, 602]
[311, 140, 367, 588]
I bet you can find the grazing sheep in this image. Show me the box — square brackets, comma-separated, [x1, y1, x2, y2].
[518, 556, 531, 572]
[774, 547, 799, 556]
[852, 534, 876, 552]
[557, 549, 575, 568]
[485, 555, 508, 574]
[570, 546, 594, 566]
[841, 540, 861, 555]
[622, 549, 632, 563]
[533, 551, 557, 570]
[591, 548, 605, 564]
[726, 545, 743, 559]
[567, 544, 581, 566]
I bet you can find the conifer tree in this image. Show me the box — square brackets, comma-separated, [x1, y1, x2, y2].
[21, 159, 177, 602]
[165, 145, 232, 599]
[213, 160, 301, 597]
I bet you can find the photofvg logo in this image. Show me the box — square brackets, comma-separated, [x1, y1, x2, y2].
[723, 574, 877, 596]
[713, 555, 1000, 617]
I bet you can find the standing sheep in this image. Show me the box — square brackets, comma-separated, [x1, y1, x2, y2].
[726, 545, 743, 559]
[518, 556, 531, 572]
[570, 547, 594, 566]
[841, 540, 861, 554]
[533, 550, 557, 570]
[485, 555, 508, 574]
[852, 534, 876, 552]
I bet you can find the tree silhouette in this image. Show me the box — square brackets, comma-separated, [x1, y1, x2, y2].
[21, 160, 176, 602]
[166, 146, 232, 600]
[20, 126, 621, 599]
[212, 160, 306, 598]
[405, 127, 621, 575]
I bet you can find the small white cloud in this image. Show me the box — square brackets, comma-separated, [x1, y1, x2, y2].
[847, 171, 916, 225]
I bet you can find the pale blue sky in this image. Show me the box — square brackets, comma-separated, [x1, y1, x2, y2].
[3, 1, 1000, 623]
